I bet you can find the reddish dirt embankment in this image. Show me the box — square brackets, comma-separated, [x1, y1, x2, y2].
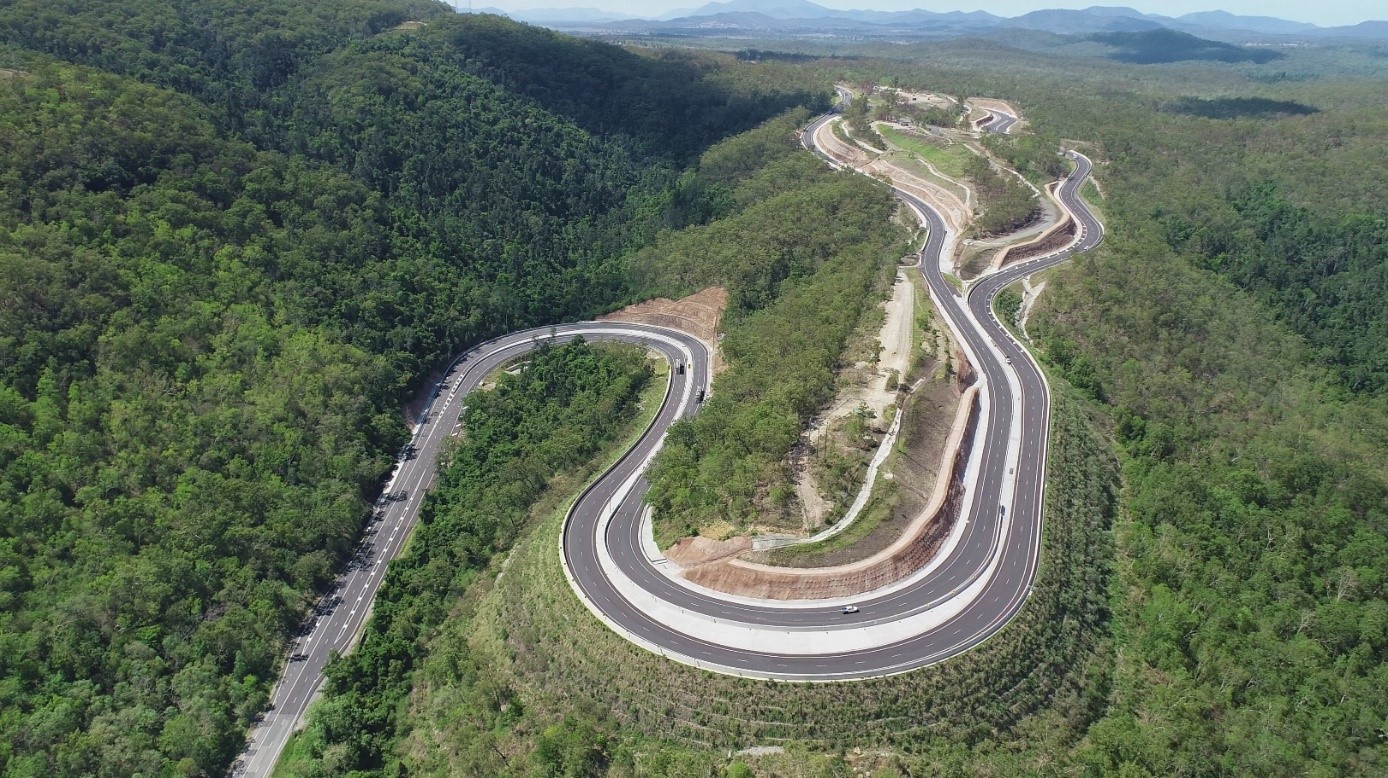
[599, 287, 728, 376]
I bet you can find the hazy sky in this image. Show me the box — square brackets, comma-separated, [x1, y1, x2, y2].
[471, 1, 1381, 27]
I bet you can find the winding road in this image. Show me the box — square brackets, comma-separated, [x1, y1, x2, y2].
[981, 108, 1019, 134]
[235, 100, 1102, 774]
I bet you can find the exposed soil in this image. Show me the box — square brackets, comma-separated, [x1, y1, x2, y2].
[791, 273, 912, 530]
[1018, 278, 1047, 337]
[665, 535, 752, 568]
[598, 286, 728, 376]
[863, 157, 971, 235]
[816, 119, 877, 168]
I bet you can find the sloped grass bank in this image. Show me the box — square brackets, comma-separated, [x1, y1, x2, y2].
[399, 384, 1117, 774]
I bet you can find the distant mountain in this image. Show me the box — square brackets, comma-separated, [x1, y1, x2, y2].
[1012, 7, 1163, 34]
[1317, 20, 1388, 38]
[1091, 28, 1284, 63]
[506, 7, 639, 24]
[1176, 11, 1318, 35]
[677, 0, 834, 19]
[517, 2, 1387, 43]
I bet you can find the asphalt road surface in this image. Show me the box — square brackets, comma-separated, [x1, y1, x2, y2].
[235, 103, 1100, 773]
[981, 108, 1018, 134]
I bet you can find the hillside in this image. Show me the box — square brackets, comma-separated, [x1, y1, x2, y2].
[3, 3, 1385, 777]
[0, 3, 814, 774]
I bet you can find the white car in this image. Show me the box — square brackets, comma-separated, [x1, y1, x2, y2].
[841, 605, 860, 614]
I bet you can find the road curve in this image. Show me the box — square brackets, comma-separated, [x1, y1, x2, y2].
[980, 108, 1019, 134]
[560, 120, 1104, 681]
[236, 107, 1102, 774]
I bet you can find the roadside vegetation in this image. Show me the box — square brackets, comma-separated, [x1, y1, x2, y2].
[840, 90, 886, 149]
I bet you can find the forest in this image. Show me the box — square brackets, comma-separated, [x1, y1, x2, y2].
[0, 2, 814, 774]
[2, 1, 1386, 776]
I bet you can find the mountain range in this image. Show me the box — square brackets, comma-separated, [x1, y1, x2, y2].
[468, 2, 1387, 41]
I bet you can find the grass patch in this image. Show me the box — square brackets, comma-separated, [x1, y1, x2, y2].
[1080, 179, 1101, 204]
[269, 724, 318, 777]
[830, 117, 854, 147]
[887, 153, 972, 205]
[993, 282, 1024, 336]
[879, 125, 972, 177]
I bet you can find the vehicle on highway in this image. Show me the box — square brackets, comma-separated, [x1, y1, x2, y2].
[841, 605, 860, 614]
[289, 653, 308, 662]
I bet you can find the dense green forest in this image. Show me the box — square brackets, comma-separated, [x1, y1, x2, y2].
[3, 1, 1387, 775]
[0, 2, 815, 774]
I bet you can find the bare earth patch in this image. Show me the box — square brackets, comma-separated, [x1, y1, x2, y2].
[665, 535, 751, 568]
[814, 117, 878, 168]
[599, 287, 728, 376]
[761, 372, 963, 568]
[887, 88, 958, 110]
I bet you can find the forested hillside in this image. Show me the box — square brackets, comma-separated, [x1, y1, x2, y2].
[0, 3, 813, 774]
[635, 114, 904, 541]
[5, 2, 1386, 776]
